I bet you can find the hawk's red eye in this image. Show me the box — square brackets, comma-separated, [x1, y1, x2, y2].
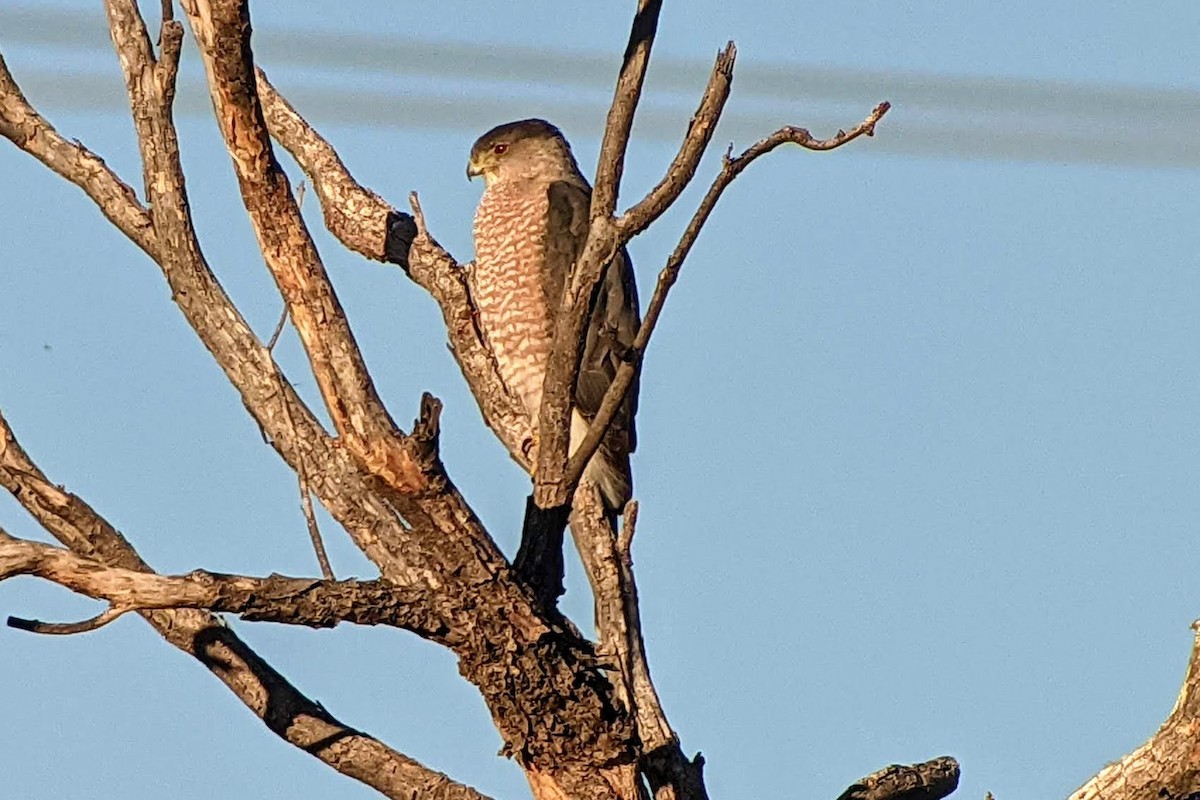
[492, 143, 508, 155]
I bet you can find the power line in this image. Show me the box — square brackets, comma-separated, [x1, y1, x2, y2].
[2, 5, 1198, 168]
[5, 5, 1198, 119]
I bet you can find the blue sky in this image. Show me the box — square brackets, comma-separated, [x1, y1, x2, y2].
[2, 2, 1199, 798]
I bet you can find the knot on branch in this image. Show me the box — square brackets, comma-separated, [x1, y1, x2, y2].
[383, 210, 417, 274]
[410, 392, 443, 460]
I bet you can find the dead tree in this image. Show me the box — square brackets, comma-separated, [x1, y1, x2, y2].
[0, 2, 1195, 799]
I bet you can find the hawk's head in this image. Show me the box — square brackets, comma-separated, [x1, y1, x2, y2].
[467, 118, 581, 186]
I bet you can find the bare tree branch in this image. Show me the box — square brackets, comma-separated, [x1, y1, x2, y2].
[0, 410, 491, 800]
[536, 39, 890, 517]
[1069, 622, 1200, 800]
[0, 534, 455, 638]
[299, 473, 335, 578]
[612, 501, 671, 754]
[564, 101, 892, 498]
[0, 52, 157, 258]
[269, 305, 336, 578]
[835, 757, 960, 800]
[568, 495, 670, 745]
[97, 0, 443, 577]
[567, 493, 700, 800]
[179, 0, 410, 478]
[8, 602, 130, 636]
[6, 7, 640, 793]
[532, 0, 667, 511]
[593, 0, 663, 220]
[253, 67, 400, 263]
[568, 488, 635, 709]
[616, 42, 736, 239]
[92, 0, 444, 594]
[254, 66, 534, 470]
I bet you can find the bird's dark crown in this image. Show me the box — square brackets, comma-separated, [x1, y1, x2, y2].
[470, 118, 563, 157]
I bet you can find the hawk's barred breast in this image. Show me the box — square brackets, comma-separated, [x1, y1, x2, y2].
[472, 181, 555, 417]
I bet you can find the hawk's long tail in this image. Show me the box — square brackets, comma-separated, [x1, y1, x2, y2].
[570, 409, 631, 515]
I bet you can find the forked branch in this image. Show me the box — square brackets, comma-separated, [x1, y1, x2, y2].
[0, 410, 490, 800]
[254, 68, 534, 469]
[531, 0, 669, 510]
[563, 103, 892, 499]
[0, 534, 455, 640]
[178, 0, 407, 466]
[617, 42, 737, 239]
[0, 53, 156, 257]
[532, 9, 890, 512]
[6, 6, 638, 795]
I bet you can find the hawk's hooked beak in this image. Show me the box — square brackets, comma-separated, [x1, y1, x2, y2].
[466, 160, 483, 181]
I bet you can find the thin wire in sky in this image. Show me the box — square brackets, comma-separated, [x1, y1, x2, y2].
[2, 5, 1198, 168]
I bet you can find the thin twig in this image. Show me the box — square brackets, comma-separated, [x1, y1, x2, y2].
[257, 177, 331, 578]
[271, 352, 334, 578]
[617, 42, 737, 239]
[565, 102, 891, 491]
[299, 471, 334, 579]
[408, 191, 428, 231]
[9, 605, 129, 635]
[267, 307, 289, 351]
[266, 182, 308, 352]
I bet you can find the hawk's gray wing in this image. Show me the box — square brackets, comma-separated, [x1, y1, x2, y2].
[546, 180, 640, 506]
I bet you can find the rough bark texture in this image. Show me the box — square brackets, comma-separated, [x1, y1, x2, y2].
[0, 537, 457, 637]
[255, 69, 533, 468]
[836, 758, 960, 800]
[1068, 623, 1200, 800]
[0, 411, 488, 800]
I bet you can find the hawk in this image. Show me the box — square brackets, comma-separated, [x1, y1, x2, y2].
[467, 119, 639, 514]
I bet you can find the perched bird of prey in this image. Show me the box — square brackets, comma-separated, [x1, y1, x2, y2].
[467, 119, 640, 514]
